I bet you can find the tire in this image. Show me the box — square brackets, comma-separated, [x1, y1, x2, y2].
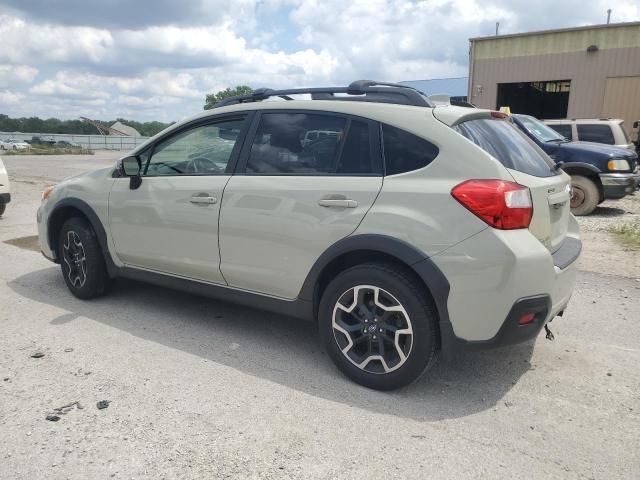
[570, 175, 599, 216]
[318, 262, 438, 390]
[58, 217, 110, 299]
[0, 203, 5, 217]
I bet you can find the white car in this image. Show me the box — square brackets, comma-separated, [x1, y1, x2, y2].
[0, 157, 10, 216]
[6, 139, 30, 150]
[544, 118, 636, 151]
[0, 140, 10, 150]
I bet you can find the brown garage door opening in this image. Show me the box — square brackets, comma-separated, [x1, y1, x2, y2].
[496, 80, 570, 119]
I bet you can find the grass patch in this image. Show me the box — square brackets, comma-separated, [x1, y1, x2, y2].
[2, 146, 94, 155]
[608, 221, 640, 249]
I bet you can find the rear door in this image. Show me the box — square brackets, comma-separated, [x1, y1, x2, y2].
[219, 110, 383, 299]
[453, 116, 571, 252]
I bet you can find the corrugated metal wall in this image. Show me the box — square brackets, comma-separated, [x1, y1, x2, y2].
[602, 76, 640, 134]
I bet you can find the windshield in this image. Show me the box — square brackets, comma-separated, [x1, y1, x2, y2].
[516, 115, 566, 142]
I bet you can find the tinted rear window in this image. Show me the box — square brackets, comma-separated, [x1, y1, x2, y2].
[577, 124, 615, 145]
[382, 124, 439, 175]
[454, 119, 556, 178]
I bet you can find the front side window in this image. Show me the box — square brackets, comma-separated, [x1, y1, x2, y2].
[144, 118, 245, 176]
[548, 123, 572, 140]
[577, 124, 615, 145]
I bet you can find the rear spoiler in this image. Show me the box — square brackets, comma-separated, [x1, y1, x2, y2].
[433, 107, 507, 127]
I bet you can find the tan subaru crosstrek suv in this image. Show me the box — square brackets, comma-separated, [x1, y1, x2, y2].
[37, 81, 581, 390]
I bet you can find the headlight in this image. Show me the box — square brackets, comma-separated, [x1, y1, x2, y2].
[41, 185, 55, 201]
[608, 159, 630, 171]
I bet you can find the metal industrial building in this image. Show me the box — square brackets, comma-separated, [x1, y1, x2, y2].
[468, 21, 640, 135]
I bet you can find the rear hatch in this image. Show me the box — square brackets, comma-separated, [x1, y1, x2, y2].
[435, 108, 571, 252]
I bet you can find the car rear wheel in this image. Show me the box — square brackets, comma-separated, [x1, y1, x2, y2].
[319, 262, 438, 390]
[570, 175, 599, 216]
[58, 217, 110, 299]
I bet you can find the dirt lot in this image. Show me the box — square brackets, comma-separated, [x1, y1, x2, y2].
[1, 153, 639, 479]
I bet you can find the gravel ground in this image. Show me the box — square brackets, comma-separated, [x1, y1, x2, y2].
[574, 194, 640, 279]
[1, 153, 639, 479]
[577, 195, 640, 233]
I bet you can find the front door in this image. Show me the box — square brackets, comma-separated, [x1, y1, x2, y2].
[109, 115, 249, 284]
[219, 111, 383, 299]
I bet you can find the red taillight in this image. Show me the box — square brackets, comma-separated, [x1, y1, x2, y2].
[451, 180, 533, 230]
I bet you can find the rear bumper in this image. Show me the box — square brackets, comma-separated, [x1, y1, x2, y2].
[599, 172, 639, 198]
[441, 294, 553, 351]
[0, 192, 10, 204]
[433, 216, 581, 355]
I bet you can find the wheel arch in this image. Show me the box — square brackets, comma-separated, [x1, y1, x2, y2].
[48, 198, 118, 277]
[562, 163, 604, 201]
[299, 234, 451, 349]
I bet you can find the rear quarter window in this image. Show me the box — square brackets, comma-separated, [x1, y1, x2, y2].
[381, 124, 439, 175]
[454, 118, 556, 178]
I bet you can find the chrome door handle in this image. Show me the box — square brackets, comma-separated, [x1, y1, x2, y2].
[318, 198, 358, 208]
[190, 195, 217, 205]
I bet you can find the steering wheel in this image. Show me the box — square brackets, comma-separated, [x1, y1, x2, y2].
[186, 157, 223, 174]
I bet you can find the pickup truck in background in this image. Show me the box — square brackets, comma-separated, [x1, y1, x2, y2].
[511, 114, 639, 216]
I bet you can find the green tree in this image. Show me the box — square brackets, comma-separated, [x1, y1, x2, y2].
[204, 85, 253, 110]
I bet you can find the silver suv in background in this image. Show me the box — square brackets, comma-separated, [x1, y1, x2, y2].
[37, 81, 581, 390]
[544, 118, 636, 151]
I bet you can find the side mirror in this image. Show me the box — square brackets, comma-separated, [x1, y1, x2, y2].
[120, 155, 142, 190]
[633, 121, 639, 129]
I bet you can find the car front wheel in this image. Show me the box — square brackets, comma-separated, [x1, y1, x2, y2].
[319, 262, 438, 390]
[58, 217, 110, 299]
[570, 175, 599, 216]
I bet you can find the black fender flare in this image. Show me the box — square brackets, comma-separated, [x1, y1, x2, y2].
[560, 162, 601, 175]
[297, 234, 452, 350]
[48, 198, 119, 277]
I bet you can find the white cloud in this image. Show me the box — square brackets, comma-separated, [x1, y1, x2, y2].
[0, 65, 38, 87]
[0, 90, 25, 105]
[0, 0, 638, 121]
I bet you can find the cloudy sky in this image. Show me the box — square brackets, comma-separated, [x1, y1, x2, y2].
[0, 0, 638, 122]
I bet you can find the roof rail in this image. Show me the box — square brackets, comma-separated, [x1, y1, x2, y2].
[213, 80, 432, 108]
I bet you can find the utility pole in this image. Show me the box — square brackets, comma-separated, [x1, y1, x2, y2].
[495, 22, 500, 36]
[606, 9, 611, 24]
